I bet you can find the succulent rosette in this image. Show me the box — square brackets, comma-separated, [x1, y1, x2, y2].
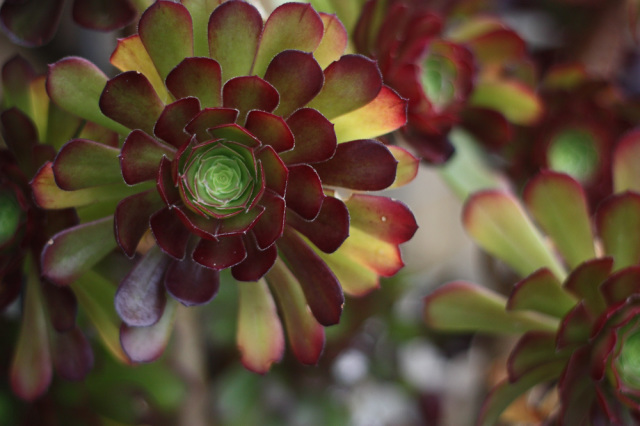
[424, 133, 640, 424]
[0, 56, 95, 400]
[351, 0, 542, 163]
[0, 0, 149, 47]
[34, 0, 418, 372]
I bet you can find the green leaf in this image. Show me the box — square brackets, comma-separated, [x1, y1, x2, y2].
[597, 193, 640, 270]
[470, 80, 542, 125]
[507, 268, 577, 318]
[613, 129, 640, 193]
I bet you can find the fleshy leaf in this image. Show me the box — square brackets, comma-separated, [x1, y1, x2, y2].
[257, 146, 288, 196]
[51, 327, 94, 381]
[556, 303, 591, 349]
[252, 2, 324, 77]
[280, 108, 336, 165]
[332, 86, 407, 143]
[0, 0, 64, 47]
[335, 225, 404, 277]
[285, 165, 325, 221]
[120, 298, 178, 363]
[208, 0, 262, 82]
[267, 258, 325, 365]
[600, 266, 640, 306]
[47, 57, 128, 134]
[222, 76, 279, 122]
[313, 245, 379, 296]
[138, 1, 193, 81]
[424, 281, 558, 334]
[314, 13, 348, 69]
[387, 146, 419, 189]
[307, 54, 382, 120]
[613, 129, 640, 193]
[115, 245, 169, 327]
[246, 112, 294, 153]
[193, 235, 247, 270]
[523, 171, 595, 268]
[72, 0, 137, 31]
[252, 190, 286, 250]
[165, 257, 220, 306]
[153, 97, 201, 149]
[237, 280, 285, 373]
[149, 207, 191, 260]
[508, 331, 562, 381]
[10, 256, 52, 401]
[346, 194, 417, 244]
[42, 217, 117, 286]
[165, 57, 222, 109]
[120, 130, 176, 185]
[231, 236, 277, 282]
[287, 195, 349, 254]
[42, 283, 77, 332]
[470, 80, 542, 125]
[115, 189, 164, 257]
[278, 228, 344, 326]
[596, 192, 640, 270]
[463, 190, 566, 280]
[1, 108, 38, 175]
[52, 139, 122, 190]
[564, 257, 612, 315]
[507, 268, 576, 318]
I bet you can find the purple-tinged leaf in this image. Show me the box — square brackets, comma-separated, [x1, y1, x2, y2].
[2, 55, 37, 113]
[507, 268, 576, 318]
[507, 331, 562, 382]
[193, 234, 246, 270]
[10, 256, 51, 401]
[257, 145, 288, 197]
[252, 2, 324, 77]
[52, 139, 122, 190]
[156, 156, 181, 206]
[313, 139, 397, 191]
[184, 108, 238, 141]
[596, 192, 640, 270]
[280, 108, 336, 165]
[287, 195, 349, 254]
[424, 281, 558, 334]
[76, 121, 118, 148]
[231, 236, 278, 282]
[217, 205, 266, 236]
[307, 54, 382, 120]
[1, 108, 38, 174]
[264, 50, 324, 118]
[99, 71, 165, 135]
[153, 97, 201, 149]
[245, 110, 294, 153]
[463, 190, 566, 280]
[42, 283, 77, 332]
[478, 361, 565, 426]
[267, 258, 325, 365]
[285, 165, 324, 221]
[564, 257, 612, 315]
[165, 57, 222, 109]
[345, 194, 417, 244]
[172, 205, 221, 240]
[523, 171, 595, 269]
[115, 190, 164, 257]
[556, 303, 591, 350]
[138, 1, 193, 80]
[222, 76, 279, 122]
[557, 348, 596, 425]
[0, 267, 22, 310]
[314, 13, 348, 69]
[0, 0, 63, 47]
[165, 257, 220, 306]
[42, 217, 117, 286]
[613, 129, 640, 193]
[277, 227, 343, 326]
[72, 0, 137, 31]
[332, 86, 407, 143]
[253, 190, 285, 250]
[47, 57, 128, 134]
[207, 124, 261, 148]
[149, 207, 191, 260]
[120, 298, 178, 363]
[601, 266, 640, 306]
[109, 35, 168, 101]
[115, 245, 168, 327]
[237, 280, 284, 373]
[208, 0, 262, 82]
[121, 130, 176, 185]
[51, 327, 93, 381]
[590, 330, 615, 381]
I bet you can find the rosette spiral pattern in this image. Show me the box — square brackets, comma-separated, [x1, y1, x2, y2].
[34, 0, 418, 372]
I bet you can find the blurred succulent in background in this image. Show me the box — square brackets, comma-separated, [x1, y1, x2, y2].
[0, 55, 96, 401]
[424, 132, 640, 424]
[34, 0, 418, 373]
[349, 0, 541, 163]
[0, 0, 151, 47]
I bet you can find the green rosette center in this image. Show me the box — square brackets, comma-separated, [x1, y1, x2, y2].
[617, 328, 640, 389]
[0, 191, 21, 246]
[421, 54, 456, 110]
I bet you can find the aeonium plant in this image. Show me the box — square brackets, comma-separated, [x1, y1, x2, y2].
[424, 132, 640, 425]
[33, 0, 419, 373]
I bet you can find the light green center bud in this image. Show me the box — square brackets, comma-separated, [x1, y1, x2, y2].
[421, 54, 456, 110]
[196, 155, 250, 205]
[547, 128, 599, 182]
[617, 330, 640, 388]
[0, 192, 21, 246]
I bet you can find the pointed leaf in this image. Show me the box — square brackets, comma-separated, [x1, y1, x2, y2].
[470, 80, 542, 125]
[149, 207, 191, 260]
[42, 283, 77, 332]
[507, 268, 576, 318]
[507, 331, 562, 382]
[165, 257, 220, 306]
[2, 55, 37, 115]
[72, 0, 136, 31]
[256, 145, 288, 197]
[153, 97, 201, 149]
[332, 86, 407, 143]
[556, 303, 591, 349]
[285, 165, 325, 220]
[138, 1, 193, 81]
[51, 327, 94, 381]
[120, 298, 178, 363]
[280, 108, 336, 165]
[193, 234, 247, 270]
[222, 76, 279, 122]
[597, 192, 640, 270]
[314, 13, 348, 69]
[1, 108, 38, 175]
[463, 190, 566, 280]
[387, 146, 419, 189]
[601, 266, 640, 306]
[120, 129, 176, 185]
[564, 257, 612, 315]
[115, 190, 164, 257]
[231, 236, 277, 282]
[613, 129, 640, 193]
[252, 3, 324, 77]
[42, 217, 117, 286]
[165, 57, 222, 109]
[346, 194, 417, 244]
[252, 190, 286, 250]
[313, 245, 379, 296]
[523, 171, 595, 268]
[246, 111, 294, 153]
[115, 245, 169, 327]
[287, 195, 349, 254]
[332, 226, 404, 277]
[237, 279, 285, 373]
[0, 0, 63, 47]
[52, 139, 122, 190]
[424, 281, 558, 334]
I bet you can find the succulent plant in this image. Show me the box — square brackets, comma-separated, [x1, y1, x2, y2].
[0, 56, 95, 401]
[33, 0, 418, 373]
[424, 133, 640, 424]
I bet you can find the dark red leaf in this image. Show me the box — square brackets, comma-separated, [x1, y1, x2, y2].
[153, 97, 201, 148]
[285, 165, 324, 220]
[115, 189, 164, 257]
[149, 207, 191, 260]
[280, 108, 336, 165]
[165, 257, 220, 306]
[231, 234, 277, 281]
[193, 234, 247, 270]
[286, 195, 349, 253]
